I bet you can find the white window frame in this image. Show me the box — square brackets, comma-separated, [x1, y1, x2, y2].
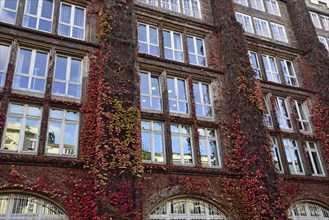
[182, 0, 201, 19]
[294, 101, 312, 133]
[289, 202, 329, 219]
[1, 103, 42, 154]
[13, 48, 49, 93]
[138, 23, 160, 56]
[248, 51, 262, 79]
[171, 124, 194, 165]
[283, 139, 304, 175]
[320, 15, 329, 31]
[58, 2, 86, 40]
[167, 76, 189, 115]
[141, 120, 165, 163]
[23, 0, 54, 33]
[52, 55, 82, 99]
[254, 17, 271, 38]
[0, 44, 10, 87]
[280, 59, 298, 87]
[310, 12, 322, 29]
[0, 0, 19, 24]
[140, 71, 162, 111]
[318, 36, 329, 50]
[270, 23, 288, 43]
[46, 109, 79, 157]
[271, 137, 283, 172]
[187, 35, 207, 66]
[234, 0, 248, 6]
[263, 95, 273, 127]
[161, 0, 180, 12]
[236, 12, 254, 34]
[264, 0, 281, 16]
[305, 141, 325, 176]
[163, 29, 184, 62]
[250, 0, 265, 11]
[198, 128, 221, 168]
[274, 97, 293, 130]
[193, 81, 213, 118]
[262, 54, 281, 83]
[138, 0, 158, 6]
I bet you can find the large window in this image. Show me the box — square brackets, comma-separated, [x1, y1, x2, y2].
[161, 0, 180, 12]
[254, 17, 271, 38]
[250, 0, 265, 11]
[0, 0, 18, 24]
[274, 97, 292, 130]
[187, 36, 206, 66]
[149, 198, 227, 220]
[262, 54, 280, 83]
[283, 139, 304, 175]
[182, 0, 201, 18]
[52, 55, 82, 99]
[58, 2, 85, 40]
[236, 12, 254, 34]
[310, 12, 322, 29]
[264, 0, 281, 16]
[305, 141, 324, 176]
[13, 48, 48, 93]
[271, 23, 288, 43]
[320, 15, 329, 31]
[294, 101, 311, 132]
[0, 44, 10, 87]
[46, 109, 79, 157]
[248, 51, 262, 79]
[289, 202, 329, 219]
[138, 23, 159, 56]
[23, 0, 54, 33]
[1, 103, 41, 154]
[171, 124, 193, 165]
[280, 59, 298, 86]
[271, 137, 283, 172]
[199, 128, 220, 167]
[193, 82, 213, 118]
[163, 30, 184, 62]
[140, 72, 162, 111]
[141, 120, 165, 163]
[167, 77, 188, 114]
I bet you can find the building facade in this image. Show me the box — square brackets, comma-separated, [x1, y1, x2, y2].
[0, 0, 328, 219]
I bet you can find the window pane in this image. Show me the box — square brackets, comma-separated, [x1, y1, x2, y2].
[60, 4, 71, 23]
[142, 132, 151, 160]
[154, 133, 164, 162]
[149, 27, 158, 44]
[17, 49, 32, 74]
[70, 59, 81, 82]
[164, 31, 171, 48]
[68, 84, 80, 97]
[47, 121, 61, 154]
[58, 24, 70, 36]
[50, 109, 63, 119]
[64, 123, 77, 155]
[31, 78, 45, 92]
[4, 0, 18, 10]
[138, 24, 146, 41]
[66, 111, 79, 121]
[27, 106, 41, 117]
[151, 76, 160, 96]
[39, 19, 52, 32]
[34, 52, 47, 76]
[8, 104, 24, 114]
[74, 8, 84, 27]
[73, 27, 84, 39]
[24, 0, 38, 15]
[13, 75, 29, 89]
[4, 117, 22, 151]
[54, 56, 67, 80]
[41, 0, 53, 19]
[187, 37, 194, 53]
[52, 82, 66, 95]
[22, 119, 39, 152]
[23, 16, 37, 29]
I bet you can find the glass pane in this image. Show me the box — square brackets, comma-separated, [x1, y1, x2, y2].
[4, 117, 21, 151]
[179, 102, 188, 114]
[0, 73, 5, 87]
[183, 137, 192, 164]
[199, 139, 208, 166]
[150, 46, 159, 56]
[189, 54, 197, 64]
[23, 15, 37, 28]
[24, 0, 38, 15]
[163, 31, 171, 48]
[311, 152, 323, 174]
[187, 37, 194, 53]
[22, 119, 39, 152]
[193, 83, 201, 102]
[140, 73, 149, 94]
[39, 19, 52, 32]
[41, 0, 53, 19]
[210, 140, 219, 166]
[196, 39, 204, 55]
[165, 49, 173, 60]
[55, 56, 67, 80]
[16, 49, 32, 74]
[152, 98, 161, 110]
[64, 123, 77, 154]
[154, 133, 164, 162]
[0, 45, 10, 71]
[138, 24, 146, 41]
[139, 43, 147, 53]
[1, 10, 17, 24]
[73, 27, 84, 39]
[31, 78, 45, 92]
[151, 76, 160, 96]
[58, 24, 71, 36]
[47, 121, 61, 154]
[66, 111, 78, 121]
[4, 0, 18, 10]
[170, 124, 179, 133]
[60, 4, 71, 23]
[13, 75, 29, 89]
[167, 78, 176, 99]
[52, 81, 66, 95]
[177, 80, 186, 100]
[153, 122, 162, 131]
[149, 27, 158, 44]
[142, 132, 151, 160]
[202, 84, 210, 104]
[34, 52, 48, 76]
[169, 100, 177, 112]
[70, 59, 81, 82]
[27, 106, 41, 116]
[174, 33, 182, 50]
[50, 109, 63, 119]
[141, 120, 150, 130]
[8, 104, 24, 114]
[68, 84, 80, 98]
[171, 136, 180, 163]
[74, 7, 84, 27]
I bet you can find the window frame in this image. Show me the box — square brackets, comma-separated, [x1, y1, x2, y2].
[140, 71, 162, 111]
[270, 22, 288, 43]
[320, 14, 329, 31]
[193, 81, 213, 118]
[167, 76, 189, 115]
[58, 2, 86, 40]
[262, 54, 281, 83]
[294, 101, 312, 133]
[310, 12, 322, 29]
[0, 44, 10, 87]
[250, 0, 265, 11]
[198, 127, 221, 168]
[264, 0, 281, 16]
[280, 59, 298, 87]
[187, 35, 207, 66]
[171, 124, 194, 165]
[1, 103, 42, 154]
[0, 0, 19, 24]
[254, 17, 271, 38]
[274, 96, 293, 130]
[138, 23, 160, 57]
[163, 29, 184, 62]
[236, 12, 255, 34]
[283, 138, 304, 175]
[305, 141, 325, 176]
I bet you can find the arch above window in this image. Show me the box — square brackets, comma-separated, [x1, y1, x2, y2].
[289, 201, 329, 220]
[0, 193, 69, 220]
[149, 198, 227, 220]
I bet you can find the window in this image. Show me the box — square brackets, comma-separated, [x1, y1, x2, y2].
[250, 0, 265, 11]
[254, 18, 271, 38]
[0, 0, 18, 24]
[167, 77, 188, 114]
[248, 51, 262, 79]
[320, 15, 329, 31]
[139, 0, 158, 6]
[193, 82, 213, 118]
[163, 30, 184, 62]
[141, 120, 165, 163]
[318, 36, 329, 50]
[171, 124, 193, 165]
[0, 44, 10, 87]
[274, 97, 292, 130]
[58, 3, 85, 40]
[198, 128, 220, 167]
[271, 137, 283, 172]
[289, 202, 329, 220]
[187, 36, 206, 66]
[295, 101, 311, 132]
[52, 55, 82, 99]
[182, 0, 201, 18]
[161, 0, 180, 12]
[264, 0, 281, 16]
[262, 54, 280, 83]
[234, 0, 248, 6]
[271, 23, 288, 42]
[138, 23, 159, 56]
[283, 139, 304, 174]
[1, 104, 41, 154]
[149, 198, 227, 219]
[236, 12, 254, 34]
[140, 72, 162, 111]
[23, 0, 54, 33]
[305, 141, 324, 176]
[13, 48, 48, 93]
[280, 59, 298, 86]
[263, 96, 273, 127]
[46, 109, 79, 157]
[310, 12, 322, 29]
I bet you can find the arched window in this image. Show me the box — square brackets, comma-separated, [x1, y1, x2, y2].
[149, 198, 227, 220]
[289, 202, 329, 220]
[0, 193, 69, 220]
